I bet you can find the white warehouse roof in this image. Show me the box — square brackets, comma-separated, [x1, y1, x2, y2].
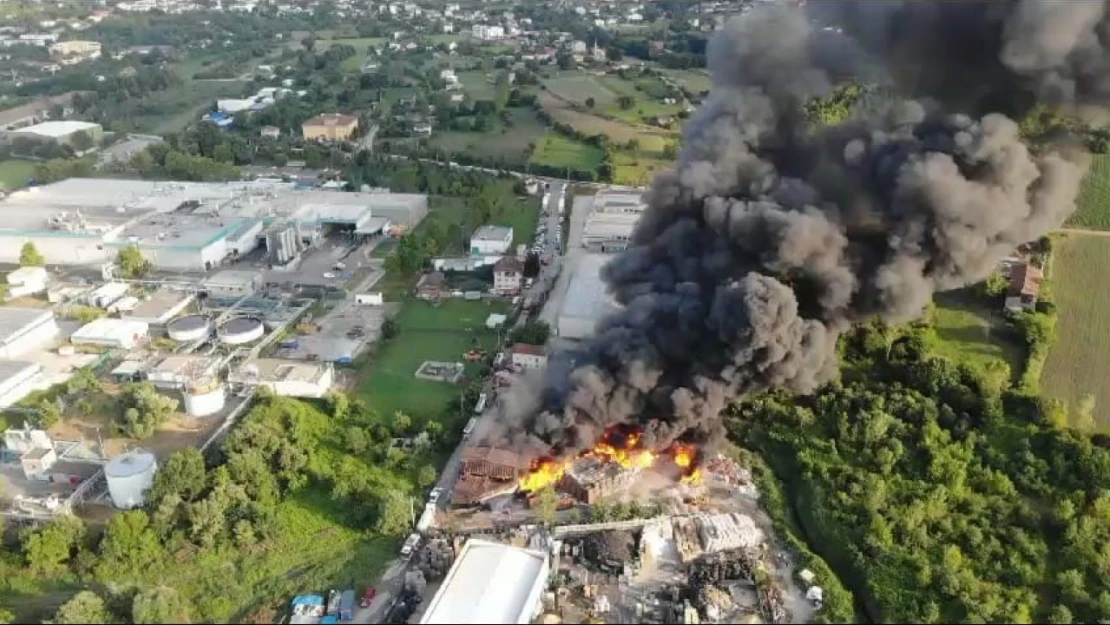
[71, 318, 149, 345]
[419, 539, 550, 625]
[560, 253, 619, 322]
[0, 307, 55, 344]
[14, 120, 100, 138]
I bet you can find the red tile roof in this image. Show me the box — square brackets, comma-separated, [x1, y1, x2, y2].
[1008, 263, 1043, 298]
[511, 343, 545, 357]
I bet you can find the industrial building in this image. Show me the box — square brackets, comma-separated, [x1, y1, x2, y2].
[11, 120, 103, 147]
[229, 358, 335, 398]
[146, 355, 221, 389]
[70, 318, 149, 349]
[203, 270, 262, 298]
[0, 178, 427, 270]
[470, 225, 514, 256]
[452, 446, 530, 506]
[0, 307, 59, 358]
[0, 360, 44, 409]
[123, 289, 195, 325]
[419, 539, 551, 625]
[556, 254, 620, 341]
[580, 191, 646, 252]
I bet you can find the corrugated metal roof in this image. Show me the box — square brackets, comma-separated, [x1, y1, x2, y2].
[419, 539, 548, 624]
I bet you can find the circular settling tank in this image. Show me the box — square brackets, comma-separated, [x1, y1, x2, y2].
[166, 314, 210, 342]
[182, 377, 226, 417]
[104, 450, 158, 510]
[218, 316, 265, 345]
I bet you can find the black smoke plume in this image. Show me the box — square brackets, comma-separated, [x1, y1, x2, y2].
[499, 1, 1100, 456]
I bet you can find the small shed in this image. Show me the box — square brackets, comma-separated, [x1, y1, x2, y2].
[355, 292, 384, 306]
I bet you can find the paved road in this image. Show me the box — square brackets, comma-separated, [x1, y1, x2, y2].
[351, 560, 409, 624]
[1056, 228, 1110, 237]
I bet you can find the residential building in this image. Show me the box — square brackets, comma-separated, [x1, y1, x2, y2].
[1005, 262, 1043, 312]
[472, 24, 505, 41]
[509, 343, 546, 370]
[413, 122, 433, 136]
[302, 113, 360, 142]
[260, 125, 281, 138]
[493, 256, 524, 295]
[49, 40, 101, 63]
[470, 225, 514, 255]
[416, 271, 446, 300]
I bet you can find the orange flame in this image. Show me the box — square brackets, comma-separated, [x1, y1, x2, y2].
[680, 468, 703, 486]
[518, 458, 569, 492]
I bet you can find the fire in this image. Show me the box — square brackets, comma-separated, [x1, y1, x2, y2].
[518, 458, 569, 492]
[518, 428, 705, 492]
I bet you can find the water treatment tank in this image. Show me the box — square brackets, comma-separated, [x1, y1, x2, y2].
[182, 376, 225, 417]
[166, 314, 210, 342]
[104, 449, 158, 510]
[218, 316, 264, 345]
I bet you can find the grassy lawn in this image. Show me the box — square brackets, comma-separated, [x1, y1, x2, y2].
[930, 290, 1024, 386]
[456, 70, 499, 100]
[0, 159, 36, 191]
[428, 108, 546, 164]
[356, 299, 508, 424]
[1066, 153, 1110, 230]
[659, 68, 713, 94]
[122, 81, 245, 135]
[542, 73, 617, 107]
[529, 133, 605, 172]
[1040, 234, 1110, 428]
[422, 194, 541, 251]
[538, 91, 673, 148]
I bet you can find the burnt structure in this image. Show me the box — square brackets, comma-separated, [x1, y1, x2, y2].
[556, 456, 638, 504]
[451, 446, 531, 506]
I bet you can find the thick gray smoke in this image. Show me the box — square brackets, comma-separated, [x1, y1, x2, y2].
[499, 1, 1099, 455]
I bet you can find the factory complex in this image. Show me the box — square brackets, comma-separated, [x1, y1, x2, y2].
[0, 178, 427, 270]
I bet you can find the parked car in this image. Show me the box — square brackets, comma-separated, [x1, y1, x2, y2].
[360, 587, 377, 608]
[429, 487, 443, 504]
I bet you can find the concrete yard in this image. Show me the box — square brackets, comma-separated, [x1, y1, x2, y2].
[280, 299, 399, 363]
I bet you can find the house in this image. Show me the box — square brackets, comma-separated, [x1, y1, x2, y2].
[412, 122, 433, 136]
[1004, 262, 1043, 312]
[302, 113, 360, 142]
[472, 24, 505, 41]
[509, 343, 547, 370]
[493, 256, 524, 295]
[416, 271, 446, 301]
[470, 225, 514, 255]
[260, 125, 280, 138]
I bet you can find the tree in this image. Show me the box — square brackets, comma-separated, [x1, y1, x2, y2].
[523, 253, 541, 278]
[381, 317, 400, 340]
[19, 242, 45, 266]
[536, 485, 559, 527]
[585, 97, 596, 108]
[982, 269, 1010, 298]
[149, 448, 207, 505]
[115, 383, 178, 439]
[1074, 394, 1097, 431]
[1047, 605, 1073, 624]
[617, 94, 635, 110]
[117, 245, 151, 279]
[96, 510, 163, 583]
[417, 464, 437, 489]
[132, 586, 190, 624]
[392, 411, 412, 435]
[70, 131, 94, 153]
[50, 591, 111, 625]
[376, 490, 412, 536]
[510, 320, 551, 346]
[21, 515, 85, 575]
[347, 426, 369, 454]
[662, 143, 678, 160]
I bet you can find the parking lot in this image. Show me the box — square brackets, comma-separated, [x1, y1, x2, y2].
[279, 299, 399, 363]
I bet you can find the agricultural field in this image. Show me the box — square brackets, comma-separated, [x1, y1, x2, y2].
[127, 82, 247, 135]
[611, 150, 673, 187]
[538, 91, 671, 148]
[356, 299, 508, 425]
[929, 290, 1024, 389]
[0, 159, 36, 191]
[428, 108, 547, 165]
[542, 73, 617, 107]
[1040, 234, 1110, 428]
[1065, 153, 1110, 230]
[529, 133, 605, 172]
[659, 68, 713, 94]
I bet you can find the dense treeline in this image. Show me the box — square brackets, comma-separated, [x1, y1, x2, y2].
[732, 321, 1110, 624]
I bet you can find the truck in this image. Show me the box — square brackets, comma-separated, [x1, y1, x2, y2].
[338, 589, 355, 622]
[326, 590, 341, 616]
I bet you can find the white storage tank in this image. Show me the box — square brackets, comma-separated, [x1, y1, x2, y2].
[218, 316, 264, 345]
[182, 376, 225, 417]
[104, 449, 158, 510]
[166, 314, 210, 342]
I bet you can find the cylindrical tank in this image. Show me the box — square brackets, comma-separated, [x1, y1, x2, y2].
[104, 449, 158, 510]
[218, 316, 264, 345]
[167, 314, 210, 342]
[182, 376, 226, 417]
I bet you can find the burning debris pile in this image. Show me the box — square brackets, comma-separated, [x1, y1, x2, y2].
[497, 0, 1106, 476]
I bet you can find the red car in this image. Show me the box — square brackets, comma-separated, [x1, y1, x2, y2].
[359, 587, 377, 608]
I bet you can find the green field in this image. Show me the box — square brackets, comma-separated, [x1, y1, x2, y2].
[1041, 234, 1110, 427]
[660, 68, 713, 94]
[611, 150, 672, 186]
[457, 70, 499, 100]
[356, 299, 508, 424]
[1066, 153, 1110, 230]
[542, 73, 617, 107]
[529, 133, 605, 171]
[0, 159, 36, 191]
[429, 108, 546, 164]
[930, 290, 1024, 388]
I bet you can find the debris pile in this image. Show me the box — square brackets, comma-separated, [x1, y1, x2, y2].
[687, 549, 758, 587]
[703, 455, 752, 486]
[581, 531, 639, 573]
